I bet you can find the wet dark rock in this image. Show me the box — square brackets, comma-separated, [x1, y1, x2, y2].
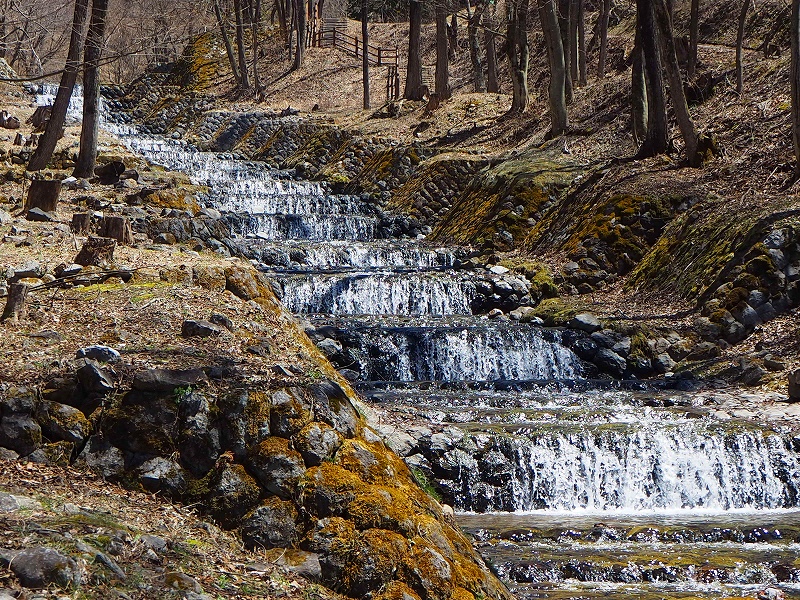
[0, 414, 41, 456]
[26, 207, 57, 222]
[181, 319, 223, 338]
[138, 457, 188, 497]
[653, 353, 677, 374]
[247, 438, 305, 498]
[76, 359, 115, 395]
[241, 497, 301, 550]
[594, 348, 627, 378]
[686, 342, 721, 361]
[75, 435, 125, 479]
[76, 345, 121, 363]
[209, 313, 234, 330]
[132, 368, 208, 392]
[294, 422, 342, 466]
[569, 313, 602, 333]
[9, 547, 82, 589]
[789, 369, 800, 401]
[204, 465, 261, 527]
[36, 400, 91, 444]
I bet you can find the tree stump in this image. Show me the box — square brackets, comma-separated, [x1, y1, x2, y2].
[25, 179, 62, 212]
[98, 215, 133, 245]
[75, 236, 116, 267]
[71, 212, 93, 234]
[1, 283, 29, 323]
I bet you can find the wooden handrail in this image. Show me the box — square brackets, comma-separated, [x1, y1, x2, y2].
[317, 22, 398, 66]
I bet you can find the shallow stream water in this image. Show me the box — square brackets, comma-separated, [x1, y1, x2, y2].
[41, 84, 800, 599]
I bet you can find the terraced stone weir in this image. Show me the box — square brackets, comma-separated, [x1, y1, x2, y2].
[82, 93, 800, 600]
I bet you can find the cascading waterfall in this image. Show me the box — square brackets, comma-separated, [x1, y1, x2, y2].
[341, 323, 582, 381]
[254, 240, 461, 270]
[276, 272, 477, 316]
[449, 424, 800, 512]
[65, 83, 800, 599]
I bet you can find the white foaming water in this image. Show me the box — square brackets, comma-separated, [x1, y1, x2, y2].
[349, 325, 582, 381]
[256, 241, 460, 270]
[451, 424, 800, 512]
[279, 272, 477, 316]
[244, 213, 377, 242]
[36, 82, 85, 120]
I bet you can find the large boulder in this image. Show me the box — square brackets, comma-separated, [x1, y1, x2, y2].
[9, 547, 82, 589]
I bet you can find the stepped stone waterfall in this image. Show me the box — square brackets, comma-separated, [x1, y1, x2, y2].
[92, 96, 800, 600]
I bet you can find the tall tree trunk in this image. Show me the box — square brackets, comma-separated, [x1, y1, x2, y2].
[484, 5, 500, 92]
[736, 0, 750, 93]
[448, 11, 458, 61]
[234, 0, 251, 87]
[635, 0, 668, 158]
[688, 0, 699, 79]
[598, 0, 611, 76]
[506, 0, 530, 113]
[436, 1, 451, 99]
[27, 0, 89, 172]
[251, 0, 262, 91]
[362, 0, 370, 108]
[558, 0, 574, 102]
[292, 0, 306, 69]
[73, 0, 109, 179]
[631, 42, 648, 145]
[467, 0, 486, 92]
[214, 0, 241, 85]
[404, 0, 424, 99]
[652, 0, 701, 165]
[577, 0, 587, 85]
[568, 0, 578, 84]
[539, 0, 568, 135]
[791, 0, 800, 177]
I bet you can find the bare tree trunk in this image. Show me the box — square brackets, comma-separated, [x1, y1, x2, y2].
[635, 0, 668, 158]
[436, 1, 451, 99]
[27, 0, 89, 172]
[292, 0, 306, 69]
[467, 0, 486, 92]
[736, 0, 750, 93]
[631, 42, 648, 145]
[73, 0, 109, 179]
[448, 11, 458, 61]
[577, 0, 587, 85]
[484, 5, 500, 92]
[214, 0, 241, 84]
[598, 0, 611, 76]
[362, 0, 370, 108]
[568, 0, 578, 84]
[506, 0, 530, 113]
[652, 0, 701, 165]
[688, 0, 699, 79]
[558, 0, 574, 102]
[791, 0, 800, 177]
[234, 0, 251, 87]
[539, 0, 568, 135]
[404, 0, 424, 99]
[252, 0, 262, 91]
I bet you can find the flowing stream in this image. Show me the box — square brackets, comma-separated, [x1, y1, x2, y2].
[45, 84, 800, 599]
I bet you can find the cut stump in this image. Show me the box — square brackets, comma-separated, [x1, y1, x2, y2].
[71, 212, 93, 234]
[1, 283, 29, 323]
[75, 236, 116, 267]
[26, 179, 62, 212]
[98, 215, 133, 245]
